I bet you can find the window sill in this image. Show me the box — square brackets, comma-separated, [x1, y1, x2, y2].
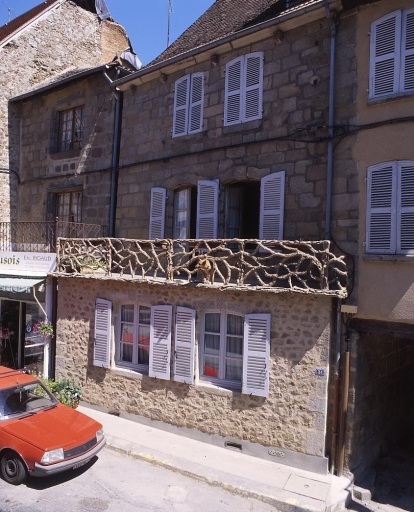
[196, 379, 241, 396]
[223, 119, 262, 134]
[112, 365, 147, 379]
[49, 149, 82, 160]
[364, 253, 414, 262]
[368, 91, 414, 106]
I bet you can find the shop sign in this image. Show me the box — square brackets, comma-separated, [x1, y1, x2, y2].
[0, 252, 56, 273]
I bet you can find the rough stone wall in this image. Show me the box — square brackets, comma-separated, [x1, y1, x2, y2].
[15, 74, 114, 226]
[56, 276, 333, 459]
[0, 1, 129, 222]
[346, 331, 414, 479]
[116, 15, 358, 249]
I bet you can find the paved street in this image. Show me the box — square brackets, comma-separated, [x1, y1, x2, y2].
[0, 447, 278, 512]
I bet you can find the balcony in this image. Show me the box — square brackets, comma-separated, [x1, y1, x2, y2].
[0, 221, 107, 253]
[55, 238, 349, 297]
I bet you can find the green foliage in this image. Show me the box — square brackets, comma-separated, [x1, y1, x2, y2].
[38, 376, 83, 408]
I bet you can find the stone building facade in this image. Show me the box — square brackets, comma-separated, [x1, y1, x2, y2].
[49, 0, 355, 475]
[1, 0, 130, 223]
[11, 69, 118, 229]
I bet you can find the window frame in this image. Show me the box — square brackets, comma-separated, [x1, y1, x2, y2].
[369, 9, 414, 100]
[115, 303, 152, 373]
[57, 105, 84, 152]
[199, 310, 245, 390]
[366, 160, 414, 255]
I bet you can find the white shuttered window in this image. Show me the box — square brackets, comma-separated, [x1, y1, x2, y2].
[149, 305, 172, 380]
[173, 73, 204, 137]
[196, 180, 219, 238]
[242, 314, 270, 398]
[259, 171, 285, 240]
[366, 161, 414, 254]
[370, 9, 414, 99]
[173, 307, 196, 384]
[94, 298, 112, 368]
[224, 52, 263, 126]
[149, 187, 166, 239]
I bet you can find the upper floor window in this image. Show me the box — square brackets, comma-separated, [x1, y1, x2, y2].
[224, 52, 264, 126]
[369, 9, 414, 100]
[366, 161, 414, 254]
[56, 191, 82, 223]
[149, 171, 285, 241]
[57, 106, 84, 151]
[173, 73, 204, 137]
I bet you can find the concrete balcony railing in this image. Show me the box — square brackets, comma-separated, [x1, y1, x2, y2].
[55, 238, 349, 297]
[0, 221, 107, 253]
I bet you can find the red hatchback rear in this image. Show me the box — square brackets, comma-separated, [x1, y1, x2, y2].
[0, 366, 105, 485]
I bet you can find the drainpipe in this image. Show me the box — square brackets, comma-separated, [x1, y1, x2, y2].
[330, 298, 342, 474]
[324, 3, 338, 239]
[108, 88, 123, 237]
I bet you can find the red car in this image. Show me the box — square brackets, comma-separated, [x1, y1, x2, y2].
[0, 366, 105, 485]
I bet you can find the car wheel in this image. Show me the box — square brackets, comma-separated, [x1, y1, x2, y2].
[0, 452, 27, 485]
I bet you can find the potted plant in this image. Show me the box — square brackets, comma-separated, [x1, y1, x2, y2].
[38, 376, 83, 409]
[33, 320, 54, 338]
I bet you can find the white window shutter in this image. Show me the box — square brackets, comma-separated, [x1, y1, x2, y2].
[189, 73, 204, 134]
[397, 161, 414, 253]
[196, 180, 219, 238]
[173, 75, 190, 137]
[149, 305, 172, 380]
[402, 9, 414, 93]
[242, 314, 270, 397]
[259, 171, 285, 240]
[94, 298, 112, 368]
[244, 52, 263, 121]
[149, 187, 166, 239]
[173, 307, 195, 384]
[366, 163, 396, 253]
[370, 11, 401, 98]
[224, 57, 243, 126]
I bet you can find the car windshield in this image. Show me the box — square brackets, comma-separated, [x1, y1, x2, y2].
[0, 380, 58, 420]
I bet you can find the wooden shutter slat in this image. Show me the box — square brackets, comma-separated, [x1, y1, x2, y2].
[94, 298, 112, 368]
[173, 307, 195, 384]
[242, 314, 270, 397]
[173, 76, 190, 137]
[149, 187, 166, 239]
[196, 180, 218, 238]
[149, 305, 172, 380]
[259, 171, 285, 240]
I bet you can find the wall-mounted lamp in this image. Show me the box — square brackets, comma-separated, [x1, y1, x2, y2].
[273, 29, 284, 44]
[210, 54, 219, 67]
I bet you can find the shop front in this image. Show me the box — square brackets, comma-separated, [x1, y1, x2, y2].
[0, 252, 56, 377]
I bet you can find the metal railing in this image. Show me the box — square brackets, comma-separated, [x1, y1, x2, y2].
[0, 221, 107, 252]
[56, 238, 349, 296]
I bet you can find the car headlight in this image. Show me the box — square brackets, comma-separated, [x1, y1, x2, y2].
[96, 429, 104, 443]
[41, 448, 64, 464]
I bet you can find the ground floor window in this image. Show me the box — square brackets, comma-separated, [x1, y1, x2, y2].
[96, 299, 270, 397]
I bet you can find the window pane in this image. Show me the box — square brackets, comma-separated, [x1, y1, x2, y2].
[139, 306, 150, 324]
[138, 324, 150, 365]
[204, 333, 220, 354]
[121, 343, 133, 363]
[227, 314, 243, 336]
[203, 355, 219, 377]
[205, 313, 220, 333]
[225, 358, 242, 381]
[226, 336, 243, 356]
[121, 305, 134, 323]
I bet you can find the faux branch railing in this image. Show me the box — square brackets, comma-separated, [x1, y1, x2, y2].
[56, 238, 348, 295]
